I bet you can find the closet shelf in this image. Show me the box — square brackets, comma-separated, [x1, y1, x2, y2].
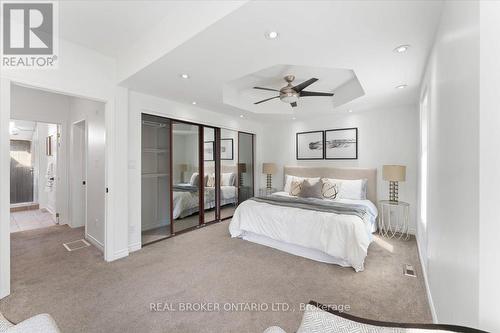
[142, 148, 168, 153]
[142, 173, 169, 178]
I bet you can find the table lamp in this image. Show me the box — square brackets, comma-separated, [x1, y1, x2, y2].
[382, 165, 406, 202]
[262, 163, 277, 190]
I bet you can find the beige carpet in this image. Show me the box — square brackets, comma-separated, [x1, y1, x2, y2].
[0, 222, 431, 332]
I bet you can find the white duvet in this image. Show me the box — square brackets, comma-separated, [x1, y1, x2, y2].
[229, 192, 378, 272]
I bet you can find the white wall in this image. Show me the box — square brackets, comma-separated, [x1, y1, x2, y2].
[261, 105, 418, 232]
[479, 2, 500, 332]
[128, 91, 263, 251]
[1, 38, 129, 296]
[418, 0, 479, 328]
[69, 97, 106, 249]
[10, 85, 71, 224]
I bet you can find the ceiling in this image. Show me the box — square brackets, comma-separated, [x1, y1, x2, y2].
[59, 1, 176, 58]
[121, 0, 443, 119]
[223, 64, 364, 115]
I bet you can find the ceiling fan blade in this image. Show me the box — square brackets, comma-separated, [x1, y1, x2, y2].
[290, 102, 297, 107]
[254, 96, 279, 105]
[300, 91, 334, 97]
[253, 87, 280, 92]
[292, 78, 318, 92]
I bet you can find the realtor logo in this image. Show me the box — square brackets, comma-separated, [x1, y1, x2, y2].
[1, 1, 58, 68]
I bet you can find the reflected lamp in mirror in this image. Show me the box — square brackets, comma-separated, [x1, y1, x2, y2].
[262, 163, 277, 190]
[238, 163, 247, 186]
[382, 165, 406, 202]
[179, 164, 188, 183]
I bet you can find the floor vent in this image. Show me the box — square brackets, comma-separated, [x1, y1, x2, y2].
[403, 264, 416, 277]
[63, 239, 90, 252]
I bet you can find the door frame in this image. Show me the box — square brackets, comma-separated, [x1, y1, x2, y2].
[1, 79, 121, 299]
[141, 113, 255, 244]
[70, 119, 88, 235]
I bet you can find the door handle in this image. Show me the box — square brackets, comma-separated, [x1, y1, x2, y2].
[82, 181, 86, 185]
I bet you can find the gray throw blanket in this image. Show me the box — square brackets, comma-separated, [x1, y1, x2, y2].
[249, 195, 368, 219]
[173, 184, 198, 192]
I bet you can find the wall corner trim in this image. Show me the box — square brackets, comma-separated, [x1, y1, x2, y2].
[416, 237, 437, 323]
[107, 248, 129, 262]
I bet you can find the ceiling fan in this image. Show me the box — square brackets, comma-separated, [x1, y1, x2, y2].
[253, 75, 334, 108]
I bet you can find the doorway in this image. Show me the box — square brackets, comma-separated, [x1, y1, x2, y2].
[10, 120, 59, 232]
[70, 120, 87, 233]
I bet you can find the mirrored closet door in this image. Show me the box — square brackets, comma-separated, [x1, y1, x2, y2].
[141, 113, 255, 245]
[203, 126, 218, 223]
[172, 121, 201, 233]
[238, 132, 254, 203]
[141, 115, 171, 244]
[219, 129, 239, 220]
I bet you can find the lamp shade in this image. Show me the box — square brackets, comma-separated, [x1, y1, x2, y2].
[262, 163, 277, 174]
[383, 165, 406, 181]
[238, 163, 247, 173]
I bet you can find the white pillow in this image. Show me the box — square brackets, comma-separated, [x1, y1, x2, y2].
[283, 175, 320, 193]
[337, 178, 367, 200]
[321, 178, 367, 200]
[189, 172, 199, 186]
[221, 172, 235, 186]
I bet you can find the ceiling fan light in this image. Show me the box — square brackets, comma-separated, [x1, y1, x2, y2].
[280, 94, 298, 104]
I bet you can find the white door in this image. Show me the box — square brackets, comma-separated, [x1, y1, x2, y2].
[71, 121, 87, 229]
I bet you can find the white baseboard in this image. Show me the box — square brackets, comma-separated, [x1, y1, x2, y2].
[109, 248, 129, 261]
[416, 237, 437, 323]
[85, 233, 103, 252]
[128, 242, 141, 253]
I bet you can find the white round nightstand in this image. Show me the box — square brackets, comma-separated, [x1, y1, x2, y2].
[378, 200, 410, 240]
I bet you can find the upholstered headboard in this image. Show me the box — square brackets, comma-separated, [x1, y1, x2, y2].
[203, 165, 237, 174]
[283, 166, 377, 203]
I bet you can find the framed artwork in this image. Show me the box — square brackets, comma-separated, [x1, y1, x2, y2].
[325, 127, 358, 160]
[204, 141, 214, 161]
[220, 138, 234, 160]
[296, 131, 324, 160]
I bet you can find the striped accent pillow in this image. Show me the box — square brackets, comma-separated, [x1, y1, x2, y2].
[206, 174, 215, 187]
[289, 179, 303, 196]
[321, 179, 339, 199]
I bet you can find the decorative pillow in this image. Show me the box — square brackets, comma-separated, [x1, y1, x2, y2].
[0, 313, 13, 332]
[206, 174, 215, 187]
[284, 175, 320, 193]
[289, 179, 304, 196]
[297, 304, 400, 333]
[321, 178, 339, 200]
[298, 179, 323, 199]
[338, 179, 367, 200]
[189, 172, 199, 186]
[221, 172, 235, 186]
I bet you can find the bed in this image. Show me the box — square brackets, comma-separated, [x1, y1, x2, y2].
[229, 166, 377, 272]
[173, 169, 238, 219]
[172, 185, 237, 219]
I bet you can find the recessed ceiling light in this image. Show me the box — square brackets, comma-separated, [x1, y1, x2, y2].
[240, 115, 244, 118]
[394, 45, 410, 53]
[192, 101, 197, 105]
[180, 73, 190, 79]
[292, 117, 296, 120]
[348, 109, 353, 113]
[396, 84, 408, 89]
[265, 31, 279, 40]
